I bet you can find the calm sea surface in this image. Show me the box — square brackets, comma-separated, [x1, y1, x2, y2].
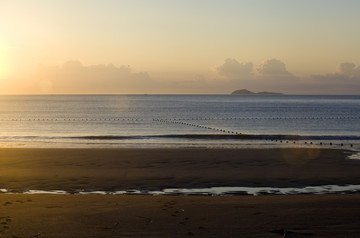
[0, 94, 359, 149]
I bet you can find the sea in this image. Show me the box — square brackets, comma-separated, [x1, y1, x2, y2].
[1, 94, 360, 195]
[0, 94, 360, 150]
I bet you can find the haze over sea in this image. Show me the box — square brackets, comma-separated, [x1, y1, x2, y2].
[0, 94, 359, 151]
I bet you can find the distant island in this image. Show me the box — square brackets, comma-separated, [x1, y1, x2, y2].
[231, 89, 283, 95]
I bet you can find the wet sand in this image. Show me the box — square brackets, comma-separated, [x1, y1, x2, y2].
[0, 148, 359, 192]
[1, 148, 360, 237]
[1, 194, 360, 237]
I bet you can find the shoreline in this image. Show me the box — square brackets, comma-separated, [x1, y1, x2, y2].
[3, 184, 360, 196]
[0, 133, 358, 150]
[0, 147, 359, 193]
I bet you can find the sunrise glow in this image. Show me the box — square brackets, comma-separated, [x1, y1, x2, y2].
[0, 42, 11, 79]
[0, 0, 359, 94]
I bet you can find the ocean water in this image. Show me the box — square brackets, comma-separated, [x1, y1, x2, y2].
[1, 94, 360, 195]
[0, 94, 359, 150]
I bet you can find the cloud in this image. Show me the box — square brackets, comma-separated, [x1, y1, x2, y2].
[336, 62, 360, 78]
[313, 62, 360, 82]
[62, 60, 84, 70]
[35, 61, 154, 94]
[216, 58, 253, 79]
[213, 58, 301, 94]
[216, 58, 295, 80]
[310, 62, 360, 94]
[6, 59, 359, 95]
[312, 73, 349, 82]
[257, 59, 292, 76]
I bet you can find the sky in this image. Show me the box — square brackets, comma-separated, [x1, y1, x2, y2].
[1, 0, 360, 94]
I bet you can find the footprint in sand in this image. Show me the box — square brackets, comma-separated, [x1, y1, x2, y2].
[2, 201, 12, 206]
[271, 228, 314, 237]
[161, 202, 206, 237]
[162, 201, 176, 212]
[0, 216, 12, 233]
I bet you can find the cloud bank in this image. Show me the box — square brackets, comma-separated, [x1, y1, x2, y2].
[214, 59, 359, 94]
[337, 62, 360, 78]
[216, 58, 295, 80]
[214, 58, 299, 93]
[313, 62, 360, 81]
[309, 62, 360, 94]
[35, 61, 154, 94]
[2, 59, 359, 95]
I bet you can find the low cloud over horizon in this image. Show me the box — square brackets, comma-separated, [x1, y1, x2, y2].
[309, 62, 360, 94]
[34, 61, 155, 94]
[214, 58, 360, 94]
[213, 58, 298, 94]
[216, 58, 296, 80]
[313, 62, 360, 81]
[2, 59, 359, 95]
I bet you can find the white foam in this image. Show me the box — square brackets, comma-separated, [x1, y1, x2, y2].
[160, 185, 360, 196]
[2, 185, 360, 196]
[348, 152, 360, 160]
[23, 190, 68, 195]
[78, 191, 108, 195]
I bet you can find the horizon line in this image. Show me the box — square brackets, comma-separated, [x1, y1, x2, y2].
[0, 93, 359, 96]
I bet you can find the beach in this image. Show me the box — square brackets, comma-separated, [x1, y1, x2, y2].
[3, 0, 360, 236]
[0, 148, 359, 192]
[1, 193, 360, 237]
[1, 148, 360, 237]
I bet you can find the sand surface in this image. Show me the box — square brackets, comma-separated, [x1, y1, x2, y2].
[1, 194, 360, 237]
[1, 148, 360, 237]
[0, 148, 358, 192]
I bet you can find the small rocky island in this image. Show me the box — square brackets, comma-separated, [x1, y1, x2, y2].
[231, 89, 283, 95]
